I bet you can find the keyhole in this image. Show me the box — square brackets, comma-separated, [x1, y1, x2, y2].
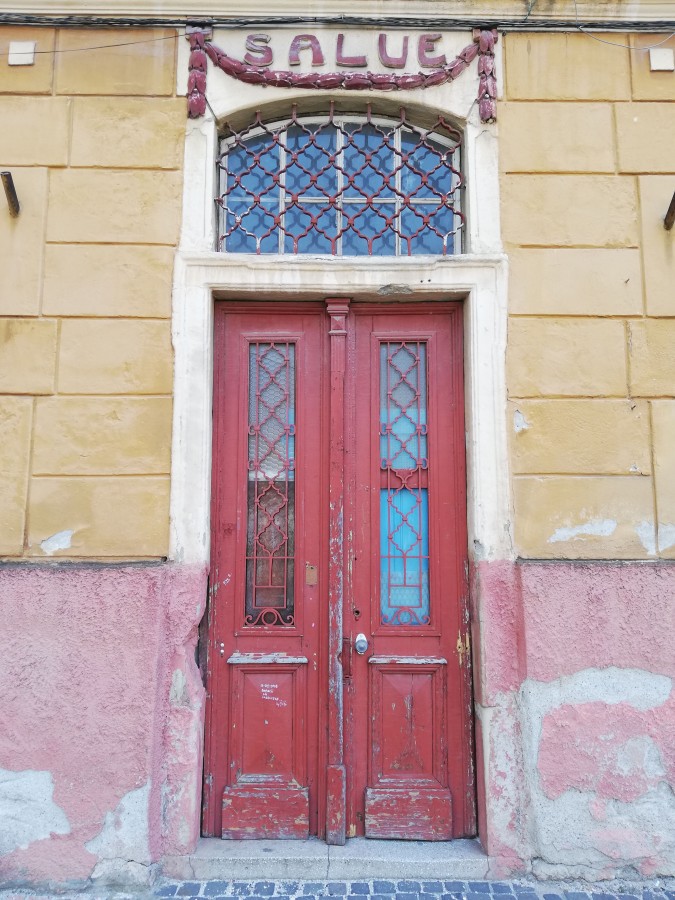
[353, 608, 361, 620]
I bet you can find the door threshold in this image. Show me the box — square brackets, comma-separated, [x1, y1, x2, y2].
[161, 837, 488, 881]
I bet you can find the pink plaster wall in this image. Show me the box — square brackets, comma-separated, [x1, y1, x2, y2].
[0, 563, 206, 886]
[1, 559, 674, 883]
[539, 699, 675, 803]
[520, 563, 675, 681]
[475, 560, 675, 879]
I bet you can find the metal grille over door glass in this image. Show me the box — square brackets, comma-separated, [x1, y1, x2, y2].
[217, 105, 463, 256]
[380, 342, 430, 626]
[246, 342, 296, 627]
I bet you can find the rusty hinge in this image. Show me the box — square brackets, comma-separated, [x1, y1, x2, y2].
[456, 631, 471, 668]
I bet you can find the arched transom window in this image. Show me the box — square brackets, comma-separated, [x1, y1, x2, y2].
[216, 105, 463, 256]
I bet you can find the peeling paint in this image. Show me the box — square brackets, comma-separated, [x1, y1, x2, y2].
[377, 283, 414, 296]
[85, 782, 151, 864]
[522, 668, 672, 723]
[513, 410, 530, 433]
[1, 562, 207, 884]
[0, 769, 70, 854]
[658, 523, 675, 553]
[521, 669, 675, 878]
[636, 520, 657, 556]
[548, 519, 616, 543]
[40, 529, 74, 555]
[170, 669, 189, 706]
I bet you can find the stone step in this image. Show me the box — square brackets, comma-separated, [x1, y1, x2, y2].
[162, 838, 489, 882]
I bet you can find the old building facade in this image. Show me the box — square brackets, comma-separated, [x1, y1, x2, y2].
[1, 0, 675, 887]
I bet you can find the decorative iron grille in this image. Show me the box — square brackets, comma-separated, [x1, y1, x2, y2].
[245, 342, 296, 627]
[217, 104, 463, 256]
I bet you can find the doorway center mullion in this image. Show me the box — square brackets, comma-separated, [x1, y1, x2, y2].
[324, 297, 351, 846]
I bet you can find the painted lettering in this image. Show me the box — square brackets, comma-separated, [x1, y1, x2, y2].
[244, 33, 273, 67]
[378, 33, 409, 69]
[418, 33, 447, 68]
[289, 34, 325, 67]
[336, 33, 367, 68]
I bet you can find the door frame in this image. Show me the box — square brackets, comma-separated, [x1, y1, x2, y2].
[170, 254, 510, 847]
[167, 95, 511, 853]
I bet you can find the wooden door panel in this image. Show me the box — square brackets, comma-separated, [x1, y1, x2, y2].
[222, 660, 309, 839]
[365, 789, 452, 840]
[365, 659, 452, 840]
[370, 662, 446, 783]
[205, 306, 324, 840]
[346, 306, 473, 840]
[206, 302, 474, 842]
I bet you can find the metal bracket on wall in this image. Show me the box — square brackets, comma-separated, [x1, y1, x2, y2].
[665, 190, 675, 231]
[1, 171, 20, 217]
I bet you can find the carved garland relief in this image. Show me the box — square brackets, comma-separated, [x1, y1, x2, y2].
[185, 27, 499, 123]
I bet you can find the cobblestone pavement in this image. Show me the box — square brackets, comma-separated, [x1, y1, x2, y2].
[3, 879, 675, 900]
[153, 880, 675, 900]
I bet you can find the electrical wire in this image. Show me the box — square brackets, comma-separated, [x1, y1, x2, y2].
[572, 0, 675, 49]
[0, 13, 674, 32]
[0, 30, 184, 56]
[0, 5, 672, 57]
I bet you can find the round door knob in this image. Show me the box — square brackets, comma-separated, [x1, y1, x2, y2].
[354, 633, 368, 655]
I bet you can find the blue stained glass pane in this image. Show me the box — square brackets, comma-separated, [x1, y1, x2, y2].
[224, 200, 278, 253]
[226, 138, 281, 199]
[342, 204, 397, 256]
[283, 203, 337, 254]
[379, 343, 427, 468]
[400, 133, 455, 199]
[284, 126, 338, 197]
[343, 125, 395, 199]
[219, 114, 461, 257]
[401, 206, 456, 255]
[380, 488, 430, 626]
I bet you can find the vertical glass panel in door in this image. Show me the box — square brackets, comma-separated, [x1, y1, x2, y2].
[379, 342, 430, 626]
[245, 342, 296, 627]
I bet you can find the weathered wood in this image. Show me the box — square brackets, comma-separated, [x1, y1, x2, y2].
[365, 787, 453, 840]
[206, 302, 475, 841]
[227, 653, 308, 664]
[368, 656, 448, 665]
[347, 306, 474, 839]
[325, 298, 350, 846]
[326, 764, 346, 844]
[222, 786, 309, 839]
[205, 306, 323, 839]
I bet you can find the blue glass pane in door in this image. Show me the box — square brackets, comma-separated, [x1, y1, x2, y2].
[379, 343, 427, 468]
[380, 488, 430, 626]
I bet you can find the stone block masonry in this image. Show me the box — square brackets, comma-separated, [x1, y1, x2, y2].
[0, 26, 184, 559]
[501, 31, 675, 563]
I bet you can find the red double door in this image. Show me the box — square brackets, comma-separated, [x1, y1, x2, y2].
[203, 301, 474, 842]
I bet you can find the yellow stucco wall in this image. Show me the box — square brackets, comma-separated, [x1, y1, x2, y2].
[2, 25, 674, 561]
[0, 27, 184, 558]
[501, 32, 675, 559]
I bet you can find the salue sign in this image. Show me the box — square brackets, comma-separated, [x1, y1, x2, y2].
[185, 27, 499, 122]
[242, 33, 452, 69]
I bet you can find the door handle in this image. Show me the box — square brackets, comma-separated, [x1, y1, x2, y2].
[354, 633, 368, 655]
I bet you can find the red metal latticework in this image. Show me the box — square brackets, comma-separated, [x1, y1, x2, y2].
[379, 341, 430, 626]
[217, 105, 463, 256]
[245, 342, 296, 627]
